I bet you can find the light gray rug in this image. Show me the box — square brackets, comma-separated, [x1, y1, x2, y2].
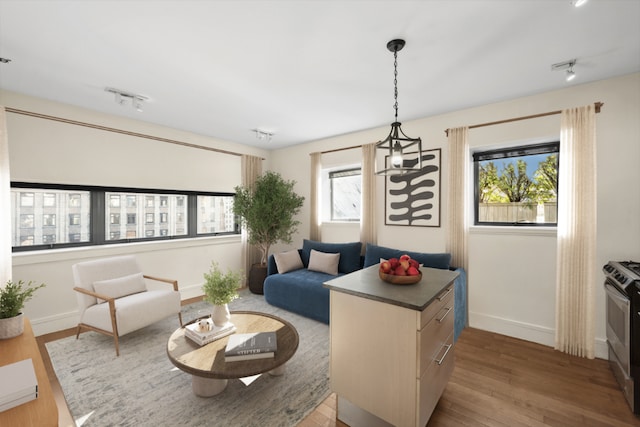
[46, 289, 330, 427]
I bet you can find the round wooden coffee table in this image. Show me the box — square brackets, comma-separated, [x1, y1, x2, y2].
[167, 310, 299, 397]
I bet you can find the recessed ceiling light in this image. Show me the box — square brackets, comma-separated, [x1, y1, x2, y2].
[573, 0, 588, 7]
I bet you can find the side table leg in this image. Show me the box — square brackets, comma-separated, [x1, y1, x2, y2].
[192, 376, 228, 397]
[269, 364, 286, 376]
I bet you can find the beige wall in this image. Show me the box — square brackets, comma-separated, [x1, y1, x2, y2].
[2, 90, 269, 335]
[270, 73, 640, 359]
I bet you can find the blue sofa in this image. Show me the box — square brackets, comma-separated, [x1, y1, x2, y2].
[263, 240, 468, 341]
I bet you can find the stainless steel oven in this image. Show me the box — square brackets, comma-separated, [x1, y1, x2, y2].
[603, 261, 640, 415]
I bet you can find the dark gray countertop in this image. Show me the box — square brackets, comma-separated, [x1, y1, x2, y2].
[323, 265, 459, 311]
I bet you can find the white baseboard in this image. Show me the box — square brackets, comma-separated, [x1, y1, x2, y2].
[469, 311, 608, 360]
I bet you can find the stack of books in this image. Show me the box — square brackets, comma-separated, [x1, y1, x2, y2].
[0, 359, 38, 413]
[225, 331, 277, 361]
[185, 321, 236, 346]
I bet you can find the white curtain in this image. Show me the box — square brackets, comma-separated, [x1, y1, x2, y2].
[0, 107, 11, 285]
[446, 127, 469, 272]
[309, 152, 321, 242]
[360, 143, 377, 251]
[555, 105, 597, 359]
[241, 155, 262, 281]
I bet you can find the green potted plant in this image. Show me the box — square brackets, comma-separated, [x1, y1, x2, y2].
[202, 262, 242, 326]
[0, 280, 46, 339]
[233, 171, 305, 294]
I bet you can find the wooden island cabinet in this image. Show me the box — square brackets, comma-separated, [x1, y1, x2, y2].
[324, 265, 458, 427]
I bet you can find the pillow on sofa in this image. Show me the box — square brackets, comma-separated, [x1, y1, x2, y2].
[93, 272, 147, 303]
[363, 243, 451, 270]
[274, 250, 304, 274]
[301, 239, 362, 273]
[307, 249, 340, 275]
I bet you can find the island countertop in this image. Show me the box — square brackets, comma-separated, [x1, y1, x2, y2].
[323, 264, 459, 311]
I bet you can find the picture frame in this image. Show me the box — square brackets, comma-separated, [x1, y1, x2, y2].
[384, 148, 441, 227]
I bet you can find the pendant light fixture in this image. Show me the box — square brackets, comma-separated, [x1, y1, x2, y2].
[375, 39, 423, 175]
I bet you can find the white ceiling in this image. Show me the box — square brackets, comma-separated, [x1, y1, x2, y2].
[1, 1, 639, 150]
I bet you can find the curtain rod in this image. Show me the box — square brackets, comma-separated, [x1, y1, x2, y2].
[317, 143, 363, 155]
[5, 107, 265, 159]
[444, 102, 603, 137]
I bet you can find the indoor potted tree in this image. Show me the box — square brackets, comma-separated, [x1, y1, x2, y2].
[233, 171, 305, 294]
[0, 280, 46, 339]
[202, 262, 242, 326]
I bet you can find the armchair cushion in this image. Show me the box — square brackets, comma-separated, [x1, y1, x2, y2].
[93, 272, 146, 303]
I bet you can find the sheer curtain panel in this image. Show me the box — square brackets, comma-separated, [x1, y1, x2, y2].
[360, 143, 377, 251]
[0, 107, 11, 284]
[446, 127, 469, 272]
[555, 105, 597, 359]
[309, 152, 321, 242]
[241, 155, 262, 280]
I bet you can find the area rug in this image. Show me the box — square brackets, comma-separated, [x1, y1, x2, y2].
[46, 289, 330, 427]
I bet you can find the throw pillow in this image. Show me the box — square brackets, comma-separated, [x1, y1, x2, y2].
[93, 272, 147, 304]
[273, 250, 304, 274]
[301, 239, 362, 273]
[307, 249, 340, 275]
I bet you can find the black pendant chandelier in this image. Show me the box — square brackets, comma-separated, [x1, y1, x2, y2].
[375, 39, 423, 175]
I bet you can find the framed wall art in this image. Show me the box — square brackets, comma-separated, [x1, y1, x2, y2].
[385, 148, 441, 227]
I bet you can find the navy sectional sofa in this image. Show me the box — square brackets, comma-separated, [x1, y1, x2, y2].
[263, 240, 468, 341]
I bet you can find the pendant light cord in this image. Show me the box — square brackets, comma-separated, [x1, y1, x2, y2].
[393, 49, 399, 122]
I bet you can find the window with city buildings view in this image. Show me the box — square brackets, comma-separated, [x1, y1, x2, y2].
[473, 141, 559, 226]
[10, 183, 238, 250]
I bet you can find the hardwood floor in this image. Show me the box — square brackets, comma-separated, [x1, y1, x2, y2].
[37, 325, 638, 427]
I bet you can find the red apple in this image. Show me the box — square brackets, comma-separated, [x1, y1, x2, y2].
[394, 265, 407, 276]
[399, 259, 410, 271]
[389, 258, 399, 269]
[407, 266, 420, 276]
[399, 254, 411, 262]
[380, 261, 392, 273]
[409, 259, 419, 269]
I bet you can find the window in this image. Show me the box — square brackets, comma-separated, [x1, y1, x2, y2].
[10, 183, 238, 251]
[326, 168, 361, 222]
[473, 141, 559, 226]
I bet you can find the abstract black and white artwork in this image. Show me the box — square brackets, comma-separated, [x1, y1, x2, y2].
[385, 149, 441, 227]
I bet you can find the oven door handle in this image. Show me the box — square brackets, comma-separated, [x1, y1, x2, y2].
[605, 283, 630, 306]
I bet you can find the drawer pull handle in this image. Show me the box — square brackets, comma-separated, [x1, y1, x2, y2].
[436, 307, 452, 323]
[437, 288, 452, 301]
[435, 344, 452, 365]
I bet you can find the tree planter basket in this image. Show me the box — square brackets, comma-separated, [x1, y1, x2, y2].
[0, 313, 25, 339]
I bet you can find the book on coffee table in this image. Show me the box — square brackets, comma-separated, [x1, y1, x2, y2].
[185, 322, 236, 346]
[225, 331, 277, 361]
[0, 358, 38, 413]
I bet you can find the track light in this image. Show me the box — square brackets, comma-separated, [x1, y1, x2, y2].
[105, 87, 148, 112]
[551, 59, 577, 83]
[252, 129, 274, 142]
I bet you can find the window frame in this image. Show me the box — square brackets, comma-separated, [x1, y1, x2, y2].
[472, 141, 560, 227]
[328, 167, 362, 222]
[11, 182, 239, 252]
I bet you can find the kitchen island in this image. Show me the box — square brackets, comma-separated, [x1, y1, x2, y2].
[324, 265, 459, 427]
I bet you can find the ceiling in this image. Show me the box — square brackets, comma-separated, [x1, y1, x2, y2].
[1, 1, 639, 150]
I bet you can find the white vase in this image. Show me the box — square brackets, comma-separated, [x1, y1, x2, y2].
[212, 304, 230, 327]
[0, 313, 24, 339]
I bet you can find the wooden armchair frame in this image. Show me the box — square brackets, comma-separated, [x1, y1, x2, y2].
[73, 275, 183, 356]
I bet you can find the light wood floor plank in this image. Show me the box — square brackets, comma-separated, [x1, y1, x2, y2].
[37, 324, 639, 426]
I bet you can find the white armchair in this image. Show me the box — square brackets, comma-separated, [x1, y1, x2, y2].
[72, 255, 183, 356]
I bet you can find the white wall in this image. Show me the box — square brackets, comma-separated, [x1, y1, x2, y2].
[2, 90, 270, 335]
[270, 73, 640, 359]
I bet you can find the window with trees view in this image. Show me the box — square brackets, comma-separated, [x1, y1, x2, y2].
[473, 141, 559, 226]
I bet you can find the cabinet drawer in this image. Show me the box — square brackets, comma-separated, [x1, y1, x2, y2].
[419, 284, 453, 329]
[417, 333, 454, 427]
[418, 298, 454, 376]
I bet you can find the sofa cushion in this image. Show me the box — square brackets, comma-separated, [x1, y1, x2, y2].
[93, 272, 147, 303]
[308, 249, 340, 275]
[301, 239, 362, 274]
[363, 243, 451, 270]
[273, 250, 304, 274]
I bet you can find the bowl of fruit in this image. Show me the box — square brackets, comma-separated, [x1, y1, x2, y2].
[378, 254, 422, 285]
